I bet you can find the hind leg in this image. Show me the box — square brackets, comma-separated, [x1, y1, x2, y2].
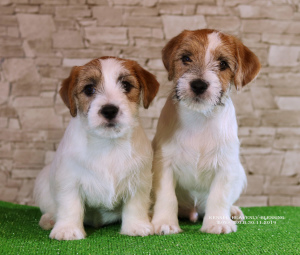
[39, 213, 55, 230]
[231, 205, 244, 222]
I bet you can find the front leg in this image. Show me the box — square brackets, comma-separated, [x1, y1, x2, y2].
[50, 186, 86, 240]
[120, 180, 153, 236]
[151, 156, 182, 235]
[201, 164, 245, 234]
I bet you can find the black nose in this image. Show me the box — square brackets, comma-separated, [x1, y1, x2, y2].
[190, 79, 209, 95]
[100, 104, 119, 120]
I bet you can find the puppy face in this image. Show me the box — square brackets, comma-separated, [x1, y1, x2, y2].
[60, 57, 160, 138]
[162, 29, 261, 114]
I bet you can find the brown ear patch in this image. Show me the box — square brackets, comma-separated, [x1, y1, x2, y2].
[59, 66, 81, 117]
[122, 59, 160, 109]
[232, 37, 261, 89]
[162, 30, 190, 81]
[135, 64, 160, 109]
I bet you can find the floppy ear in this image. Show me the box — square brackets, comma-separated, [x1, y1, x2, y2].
[233, 38, 261, 90]
[59, 66, 80, 117]
[134, 64, 160, 109]
[162, 31, 187, 81]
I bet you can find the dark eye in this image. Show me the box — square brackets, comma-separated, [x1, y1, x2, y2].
[83, 85, 96, 97]
[181, 55, 192, 64]
[122, 81, 133, 93]
[219, 60, 229, 71]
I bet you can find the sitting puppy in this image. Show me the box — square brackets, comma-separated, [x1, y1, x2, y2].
[151, 29, 261, 235]
[34, 57, 160, 240]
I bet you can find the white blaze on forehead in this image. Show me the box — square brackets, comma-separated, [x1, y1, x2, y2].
[205, 32, 222, 65]
[99, 58, 125, 93]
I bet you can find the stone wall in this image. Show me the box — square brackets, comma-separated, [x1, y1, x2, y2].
[0, 0, 299, 207]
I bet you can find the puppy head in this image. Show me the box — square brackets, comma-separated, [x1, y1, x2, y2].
[60, 57, 159, 138]
[162, 29, 261, 114]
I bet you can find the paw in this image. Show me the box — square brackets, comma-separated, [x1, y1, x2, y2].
[201, 216, 237, 234]
[121, 221, 154, 237]
[50, 224, 86, 240]
[39, 213, 55, 230]
[152, 219, 182, 235]
[231, 205, 244, 222]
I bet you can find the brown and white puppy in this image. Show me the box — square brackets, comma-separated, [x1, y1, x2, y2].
[34, 57, 160, 240]
[151, 29, 260, 235]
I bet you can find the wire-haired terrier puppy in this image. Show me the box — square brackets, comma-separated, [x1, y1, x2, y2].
[34, 57, 160, 240]
[151, 29, 261, 235]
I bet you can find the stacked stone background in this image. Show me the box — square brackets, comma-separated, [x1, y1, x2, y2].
[0, 0, 299, 207]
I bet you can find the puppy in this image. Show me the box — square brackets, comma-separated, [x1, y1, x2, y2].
[151, 29, 261, 235]
[34, 57, 160, 240]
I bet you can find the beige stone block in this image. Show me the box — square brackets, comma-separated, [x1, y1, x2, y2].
[241, 20, 289, 33]
[268, 176, 298, 186]
[272, 88, 300, 97]
[261, 111, 300, 127]
[158, 4, 183, 14]
[18, 108, 63, 130]
[0, 0, 12, 5]
[0, 82, 9, 105]
[55, 6, 91, 18]
[45, 150, 55, 164]
[264, 185, 300, 196]
[0, 15, 18, 26]
[8, 118, 20, 129]
[36, 57, 62, 67]
[236, 195, 268, 207]
[183, 5, 195, 15]
[142, 0, 157, 7]
[274, 137, 300, 150]
[162, 15, 206, 39]
[231, 91, 254, 114]
[13, 149, 44, 165]
[206, 16, 240, 32]
[269, 196, 291, 206]
[262, 33, 300, 46]
[111, 0, 139, 5]
[62, 58, 92, 67]
[251, 88, 277, 110]
[147, 59, 165, 71]
[3, 58, 40, 85]
[281, 151, 300, 176]
[13, 96, 53, 108]
[268, 46, 300, 67]
[0, 187, 18, 202]
[269, 73, 300, 87]
[122, 46, 161, 59]
[240, 137, 273, 148]
[129, 27, 152, 38]
[245, 175, 264, 195]
[244, 155, 284, 176]
[0, 171, 7, 185]
[17, 14, 55, 39]
[0, 106, 18, 118]
[85, 27, 128, 45]
[0, 117, 8, 128]
[30, 0, 67, 4]
[275, 97, 300, 111]
[87, 0, 107, 4]
[150, 28, 162, 39]
[291, 197, 300, 206]
[240, 147, 272, 155]
[237, 115, 261, 127]
[12, 169, 40, 178]
[124, 15, 162, 28]
[135, 38, 165, 47]
[39, 66, 72, 79]
[238, 5, 293, 19]
[53, 30, 84, 49]
[92, 6, 123, 26]
[0, 6, 14, 14]
[62, 48, 120, 58]
[277, 128, 300, 136]
[196, 5, 232, 15]
[15, 4, 39, 13]
[0, 45, 24, 57]
[127, 7, 158, 16]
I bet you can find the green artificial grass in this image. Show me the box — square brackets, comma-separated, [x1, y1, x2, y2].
[0, 201, 299, 254]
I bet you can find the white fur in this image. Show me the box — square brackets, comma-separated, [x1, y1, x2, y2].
[34, 58, 154, 240]
[151, 32, 247, 235]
